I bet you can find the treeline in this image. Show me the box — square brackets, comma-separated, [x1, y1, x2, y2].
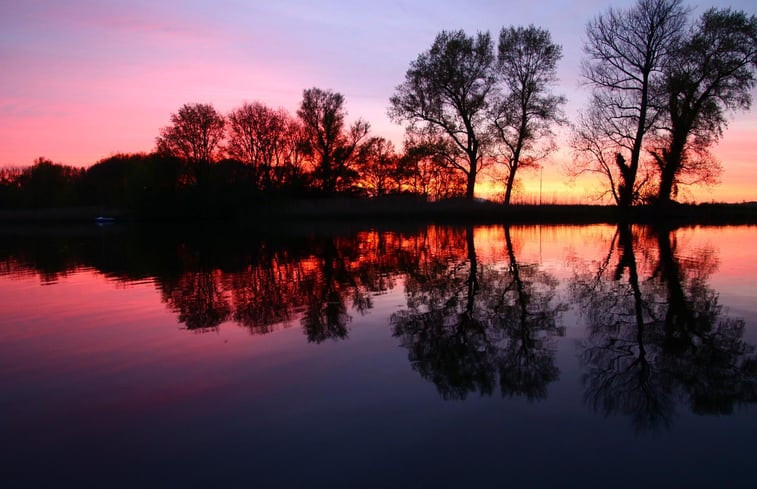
[0, 89, 467, 215]
[2, 0, 755, 213]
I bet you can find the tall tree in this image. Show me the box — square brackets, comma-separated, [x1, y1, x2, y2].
[576, 0, 687, 208]
[297, 87, 369, 194]
[156, 103, 225, 185]
[389, 30, 496, 200]
[226, 102, 295, 192]
[491, 25, 566, 205]
[651, 9, 757, 204]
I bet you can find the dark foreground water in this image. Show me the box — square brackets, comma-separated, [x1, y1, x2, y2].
[1, 223, 756, 488]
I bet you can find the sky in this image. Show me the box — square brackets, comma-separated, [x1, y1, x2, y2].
[1, 0, 756, 202]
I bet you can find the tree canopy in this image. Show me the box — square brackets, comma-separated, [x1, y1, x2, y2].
[390, 30, 496, 200]
[652, 8, 757, 204]
[573, 0, 688, 207]
[491, 25, 565, 205]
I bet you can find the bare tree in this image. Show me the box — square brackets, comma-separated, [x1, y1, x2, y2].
[575, 0, 687, 208]
[401, 134, 467, 200]
[651, 9, 757, 204]
[356, 137, 399, 197]
[570, 104, 653, 205]
[227, 102, 295, 192]
[297, 87, 369, 194]
[156, 103, 225, 185]
[491, 25, 566, 205]
[389, 30, 496, 200]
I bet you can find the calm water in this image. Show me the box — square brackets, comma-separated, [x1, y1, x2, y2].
[1, 223, 756, 488]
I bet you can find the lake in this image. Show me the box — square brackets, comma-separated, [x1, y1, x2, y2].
[2, 223, 756, 488]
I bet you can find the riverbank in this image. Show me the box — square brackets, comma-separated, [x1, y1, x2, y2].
[1, 198, 756, 226]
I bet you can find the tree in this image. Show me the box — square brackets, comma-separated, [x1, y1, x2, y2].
[575, 0, 687, 208]
[401, 135, 467, 200]
[389, 30, 496, 200]
[226, 102, 295, 192]
[156, 103, 225, 185]
[297, 87, 369, 194]
[491, 25, 566, 205]
[651, 9, 757, 204]
[275, 118, 309, 192]
[18, 157, 84, 208]
[356, 136, 399, 197]
[0, 166, 22, 208]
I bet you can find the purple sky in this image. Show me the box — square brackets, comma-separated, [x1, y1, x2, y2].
[1, 0, 756, 201]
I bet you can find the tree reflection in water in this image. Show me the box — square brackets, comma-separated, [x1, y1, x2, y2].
[2, 224, 756, 420]
[391, 226, 566, 400]
[572, 224, 757, 432]
[157, 232, 401, 341]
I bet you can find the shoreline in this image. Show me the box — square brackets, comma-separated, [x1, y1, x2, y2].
[1, 198, 757, 226]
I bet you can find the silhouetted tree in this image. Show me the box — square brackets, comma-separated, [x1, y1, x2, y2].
[651, 9, 757, 204]
[85, 152, 183, 213]
[401, 135, 467, 200]
[17, 157, 84, 208]
[156, 103, 225, 186]
[356, 137, 399, 196]
[572, 0, 687, 207]
[491, 25, 566, 205]
[390, 30, 496, 200]
[297, 87, 369, 194]
[0, 167, 22, 207]
[227, 102, 298, 192]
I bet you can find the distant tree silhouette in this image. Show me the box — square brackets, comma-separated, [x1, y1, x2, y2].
[16, 157, 85, 208]
[0, 167, 22, 207]
[226, 102, 300, 192]
[156, 103, 225, 186]
[85, 152, 182, 213]
[400, 135, 466, 200]
[297, 87, 369, 194]
[356, 137, 399, 196]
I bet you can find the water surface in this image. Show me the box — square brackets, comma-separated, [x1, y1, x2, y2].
[2, 223, 756, 488]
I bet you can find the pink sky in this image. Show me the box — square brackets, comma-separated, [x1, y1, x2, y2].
[1, 0, 755, 202]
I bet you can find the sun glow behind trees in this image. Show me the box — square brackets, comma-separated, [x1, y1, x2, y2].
[1, 0, 756, 204]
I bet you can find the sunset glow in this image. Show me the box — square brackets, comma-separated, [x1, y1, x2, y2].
[1, 0, 756, 202]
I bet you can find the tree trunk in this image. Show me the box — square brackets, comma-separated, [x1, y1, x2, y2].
[622, 67, 650, 209]
[465, 157, 477, 200]
[503, 165, 517, 206]
[617, 179, 635, 208]
[615, 153, 636, 209]
[657, 132, 686, 206]
[657, 165, 677, 206]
